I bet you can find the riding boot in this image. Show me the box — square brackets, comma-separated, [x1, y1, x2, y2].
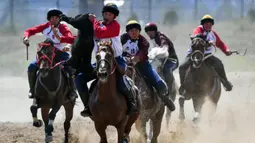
[214, 63, 233, 91]
[155, 81, 176, 111]
[28, 71, 37, 99]
[123, 87, 138, 115]
[65, 66, 78, 100]
[79, 91, 92, 117]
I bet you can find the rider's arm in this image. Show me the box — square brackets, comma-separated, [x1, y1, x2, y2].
[159, 34, 174, 51]
[58, 24, 75, 44]
[212, 31, 230, 54]
[24, 22, 50, 38]
[192, 26, 203, 35]
[137, 35, 150, 62]
[92, 20, 120, 38]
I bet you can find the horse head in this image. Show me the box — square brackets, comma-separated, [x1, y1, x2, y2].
[190, 35, 213, 68]
[36, 38, 57, 77]
[96, 40, 115, 83]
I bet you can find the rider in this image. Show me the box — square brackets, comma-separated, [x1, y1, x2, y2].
[121, 20, 175, 111]
[144, 22, 179, 92]
[23, 9, 78, 100]
[178, 14, 233, 95]
[74, 3, 138, 117]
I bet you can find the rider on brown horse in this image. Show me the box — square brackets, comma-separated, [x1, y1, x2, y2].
[121, 20, 175, 111]
[179, 14, 233, 95]
[73, 3, 138, 117]
[23, 9, 77, 100]
[145, 22, 179, 93]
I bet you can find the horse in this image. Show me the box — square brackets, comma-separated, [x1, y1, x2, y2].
[124, 53, 165, 143]
[178, 36, 221, 123]
[89, 41, 140, 143]
[148, 47, 178, 128]
[29, 39, 75, 143]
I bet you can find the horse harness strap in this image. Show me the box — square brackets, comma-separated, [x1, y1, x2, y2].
[37, 68, 62, 96]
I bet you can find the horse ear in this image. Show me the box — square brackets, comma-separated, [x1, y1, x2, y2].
[109, 39, 112, 45]
[97, 41, 101, 47]
[189, 34, 195, 41]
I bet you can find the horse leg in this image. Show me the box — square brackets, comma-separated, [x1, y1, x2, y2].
[41, 107, 50, 141]
[192, 96, 205, 123]
[178, 96, 185, 121]
[151, 106, 164, 143]
[63, 102, 74, 143]
[135, 117, 147, 143]
[30, 99, 43, 127]
[94, 122, 108, 143]
[123, 113, 139, 142]
[116, 119, 127, 143]
[45, 105, 61, 143]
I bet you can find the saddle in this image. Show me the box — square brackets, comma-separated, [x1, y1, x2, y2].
[128, 65, 155, 92]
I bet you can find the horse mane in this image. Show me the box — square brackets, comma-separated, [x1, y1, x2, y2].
[98, 40, 115, 55]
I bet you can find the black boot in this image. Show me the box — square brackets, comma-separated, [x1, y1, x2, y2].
[213, 61, 233, 91]
[124, 88, 138, 115]
[79, 91, 92, 117]
[156, 81, 176, 111]
[28, 70, 37, 99]
[65, 66, 78, 100]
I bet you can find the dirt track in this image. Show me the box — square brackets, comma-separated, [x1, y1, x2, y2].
[1, 19, 255, 143]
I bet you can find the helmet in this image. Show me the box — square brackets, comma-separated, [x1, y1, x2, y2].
[126, 20, 141, 32]
[200, 14, 214, 25]
[144, 22, 158, 32]
[102, 3, 119, 16]
[47, 9, 62, 21]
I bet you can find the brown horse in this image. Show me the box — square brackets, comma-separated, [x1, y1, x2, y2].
[178, 36, 221, 123]
[125, 56, 165, 143]
[89, 41, 140, 143]
[30, 39, 75, 143]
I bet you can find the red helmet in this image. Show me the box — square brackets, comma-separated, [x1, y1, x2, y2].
[144, 22, 158, 32]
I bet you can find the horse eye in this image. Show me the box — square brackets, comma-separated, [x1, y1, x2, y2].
[96, 53, 100, 60]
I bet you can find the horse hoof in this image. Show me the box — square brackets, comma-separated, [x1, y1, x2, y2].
[45, 135, 53, 143]
[192, 117, 200, 124]
[33, 119, 43, 128]
[179, 114, 185, 121]
[46, 125, 54, 134]
[122, 137, 129, 143]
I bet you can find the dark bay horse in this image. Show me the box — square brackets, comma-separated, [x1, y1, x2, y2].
[30, 39, 75, 143]
[89, 41, 140, 143]
[149, 49, 178, 128]
[125, 55, 165, 143]
[178, 36, 221, 123]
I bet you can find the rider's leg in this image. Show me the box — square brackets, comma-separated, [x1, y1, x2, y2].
[60, 51, 78, 100]
[137, 61, 175, 111]
[115, 56, 138, 115]
[205, 56, 233, 91]
[178, 55, 192, 95]
[75, 70, 97, 117]
[162, 59, 178, 93]
[27, 61, 38, 98]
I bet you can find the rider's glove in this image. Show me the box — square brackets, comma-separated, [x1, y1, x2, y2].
[225, 51, 232, 56]
[23, 37, 29, 46]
